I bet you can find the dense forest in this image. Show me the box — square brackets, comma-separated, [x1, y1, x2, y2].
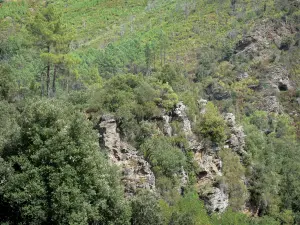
[0, 0, 299, 224]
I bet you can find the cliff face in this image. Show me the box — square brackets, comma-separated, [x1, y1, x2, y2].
[95, 101, 248, 213]
[94, 19, 297, 208]
[96, 115, 156, 196]
[232, 20, 298, 114]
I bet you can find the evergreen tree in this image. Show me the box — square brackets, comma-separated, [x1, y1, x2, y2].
[0, 100, 131, 224]
[28, 1, 75, 97]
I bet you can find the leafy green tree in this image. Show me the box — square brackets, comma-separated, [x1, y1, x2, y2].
[0, 101, 19, 154]
[0, 65, 16, 101]
[211, 208, 250, 225]
[131, 190, 163, 225]
[161, 192, 211, 225]
[0, 99, 131, 224]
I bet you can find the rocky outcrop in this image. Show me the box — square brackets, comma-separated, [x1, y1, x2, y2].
[96, 102, 246, 213]
[162, 115, 172, 136]
[97, 115, 155, 196]
[267, 66, 292, 92]
[263, 96, 282, 113]
[172, 102, 192, 135]
[171, 102, 229, 213]
[224, 113, 247, 156]
[233, 20, 295, 63]
[204, 187, 229, 213]
[206, 83, 231, 101]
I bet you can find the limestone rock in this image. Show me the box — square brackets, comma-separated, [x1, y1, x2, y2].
[198, 99, 208, 114]
[204, 187, 229, 213]
[264, 96, 281, 113]
[206, 83, 231, 101]
[173, 102, 192, 135]
[267, 66, 292, 92]
[224, 113, 246, 155]
[97, 115, 155, 196]
[162, 115, 172, 136]
[237, 72, 249, 81]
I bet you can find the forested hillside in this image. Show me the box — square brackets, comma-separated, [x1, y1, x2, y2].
[0, 0, 299, 224]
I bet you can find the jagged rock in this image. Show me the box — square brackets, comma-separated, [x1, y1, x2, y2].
[178, 167, 189, 194]
[162, 115, 172, 136]
[267, 66, 292, 92]
[205, 187, 229, 213]
[97, 115, 155, 196]
[233, 20, 295, 63]
[264, 96, 281, 113]
[237, 72, 249, 81]
[206, 83, 231, 101]
[224, 113, 246, 155]
[173, 102, 192, 135]
[297, 98, 300, 106]
[195, 148, 229, 213]
[198, 99, 208, 114]
[195, 151, 222, 179]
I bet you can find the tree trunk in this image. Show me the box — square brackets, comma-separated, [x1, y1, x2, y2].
[52, 65, 57, 97]
[46, 46, 51, 97]
[66, 71, 69, 93]
[46, 62, 51, 97]
[41, 72, 44, 97]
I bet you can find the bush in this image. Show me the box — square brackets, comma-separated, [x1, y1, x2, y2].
[194, 102, 227, 144]
[141, 137, 186, 177]
[131, 191, 163, 225]
[161, 192, 211, 225]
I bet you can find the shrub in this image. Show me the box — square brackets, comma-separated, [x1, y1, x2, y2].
[194, 102, 227, 144]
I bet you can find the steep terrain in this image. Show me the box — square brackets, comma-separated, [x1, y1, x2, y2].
[0, 0, 300, 224]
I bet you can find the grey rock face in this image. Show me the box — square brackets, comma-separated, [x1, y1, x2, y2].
[97, 115, 155, 196]
[205, 187, 229, 213]
[198, 99, 208, 114]
[267, 66, 292, 92]
[264, 96, 281, 113]
[224, 113, 247, 155]
[162, 115, 172, 136]
[237, 72, 249, 81]
[173, 102, 192, 135]
[206, 83, 231, 101]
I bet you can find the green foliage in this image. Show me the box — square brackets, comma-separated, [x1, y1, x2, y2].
[0, 0, 300, 224]
[211, 209, 250, 225]
[0, 65, 16, 101]
[28, 1, 76, 96]
[243, 111, 300, 221]
[88, 74, 178, 144]
[131, 190, 163, 225]
[219, 148, 248, 211]
[194, 102, 227, 144]
[0, 101, 19, 152]
[0, 100, 131, 224]
[141, 136, 186, 177]
[160, 192, 211, 225]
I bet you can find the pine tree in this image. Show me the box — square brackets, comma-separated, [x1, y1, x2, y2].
[28, 1, 75, 97]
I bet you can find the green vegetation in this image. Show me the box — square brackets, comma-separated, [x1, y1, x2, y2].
[0, 0, 299, 224]
[0, 100, 131, 224]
